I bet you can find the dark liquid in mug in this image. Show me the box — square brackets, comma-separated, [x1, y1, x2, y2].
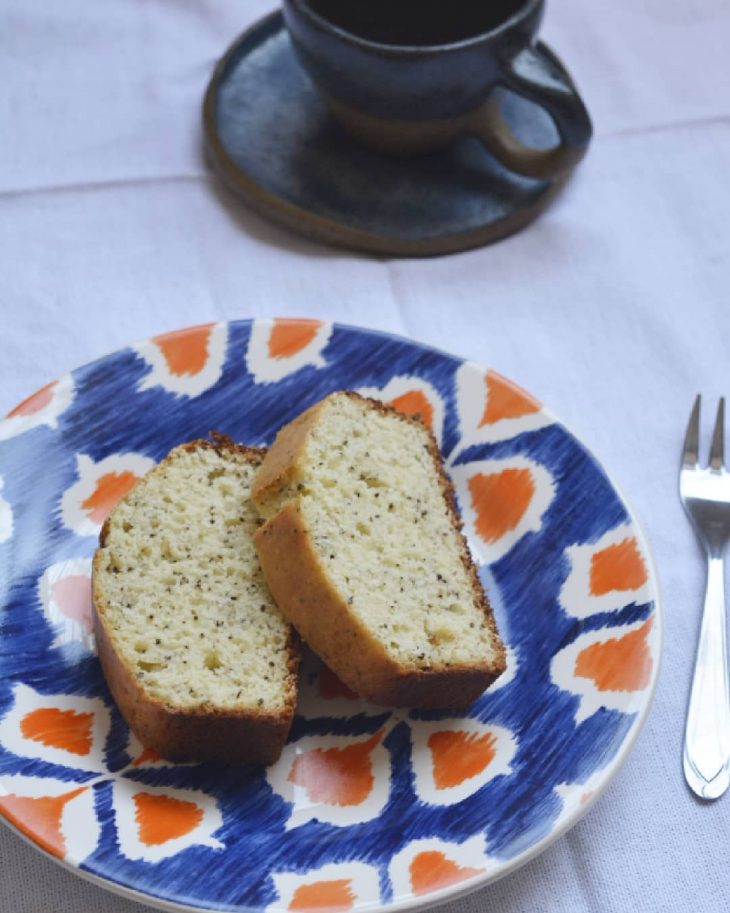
[305, 0, 524, 46]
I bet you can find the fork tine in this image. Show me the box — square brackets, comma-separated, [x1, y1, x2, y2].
[682, 395, 701, 467]
[710, 397, 725, 470]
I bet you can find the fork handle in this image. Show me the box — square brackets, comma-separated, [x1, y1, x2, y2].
[683, 555, 730, 799]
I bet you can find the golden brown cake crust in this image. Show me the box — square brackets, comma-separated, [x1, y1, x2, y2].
[253, 392, 506, 709]
[250, 403, 326, 505]
[92, 436, 301, 765]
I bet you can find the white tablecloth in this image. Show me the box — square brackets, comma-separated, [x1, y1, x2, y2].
[2, 1, 730, 911]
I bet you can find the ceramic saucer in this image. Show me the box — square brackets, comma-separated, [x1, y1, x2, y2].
[203, 12, 583, 257]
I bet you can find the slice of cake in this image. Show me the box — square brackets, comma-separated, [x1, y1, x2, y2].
[92, 436, 300, 765]
[252, 392, 505, 709]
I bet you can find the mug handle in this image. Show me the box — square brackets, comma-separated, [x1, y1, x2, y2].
[471, 42, 593, 180]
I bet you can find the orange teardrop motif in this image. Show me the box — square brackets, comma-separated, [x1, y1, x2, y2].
[479, 372, 540, 426]
[468, 469, 535, 544]
[409, 851, 483, 896]
[0, 787, 86, 859]
[590, 538, 648, 595]
[389, 390, 434, 430]
[574, 618, 654, 692]
[268, 319, 322, 359]
[81, 470, 139, 523]
[8, 382, 55, 418]
[20, 708, 94, 756]
[153, 324, 213, 377]
[133, 792, 204, 845]
[288, 732, 382, 806]
[428, 731, 497, 789]
[289, 880, 355, 912]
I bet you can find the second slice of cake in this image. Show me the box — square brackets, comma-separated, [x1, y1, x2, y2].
[252, 392, 505, 708]
[92, 437, 300, 764]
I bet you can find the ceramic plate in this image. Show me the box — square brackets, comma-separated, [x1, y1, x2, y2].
[0, 319, 660, 913]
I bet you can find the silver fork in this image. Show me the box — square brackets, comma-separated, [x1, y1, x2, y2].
[681, 395, 730, 799]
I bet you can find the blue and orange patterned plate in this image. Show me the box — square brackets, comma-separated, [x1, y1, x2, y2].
[0, 319, 661, 913]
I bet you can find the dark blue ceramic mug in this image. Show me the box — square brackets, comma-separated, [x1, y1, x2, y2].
[282, 0, 591, 179]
